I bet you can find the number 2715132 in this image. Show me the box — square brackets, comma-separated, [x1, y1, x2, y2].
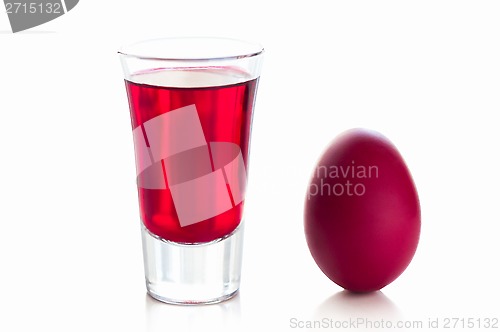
[5, 2, 62, 14]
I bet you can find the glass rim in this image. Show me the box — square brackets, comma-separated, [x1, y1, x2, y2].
[118, 37, 264, 62]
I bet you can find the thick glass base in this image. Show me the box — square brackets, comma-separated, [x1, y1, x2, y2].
[141, 223, 244, 305]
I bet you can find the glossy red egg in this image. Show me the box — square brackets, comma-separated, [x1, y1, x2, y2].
[304, 129, 420, 292]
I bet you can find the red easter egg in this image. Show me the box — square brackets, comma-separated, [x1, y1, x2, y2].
[304, 129, 420, 292]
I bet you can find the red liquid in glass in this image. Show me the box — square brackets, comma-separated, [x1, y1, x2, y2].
[125, 68, 258, 243]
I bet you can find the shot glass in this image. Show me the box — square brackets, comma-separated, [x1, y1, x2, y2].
[118, 37, 263, 304]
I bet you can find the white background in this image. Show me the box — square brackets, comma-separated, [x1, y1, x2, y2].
[1, 1, 499, 331]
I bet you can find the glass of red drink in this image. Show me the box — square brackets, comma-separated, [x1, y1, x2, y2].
[118, 37, 263, 304]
